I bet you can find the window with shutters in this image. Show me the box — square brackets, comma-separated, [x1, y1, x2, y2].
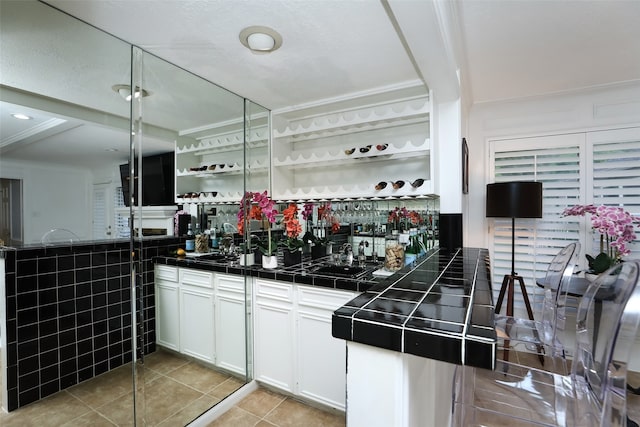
[489, 128, 640, 317]
[114, 186, 130, 238]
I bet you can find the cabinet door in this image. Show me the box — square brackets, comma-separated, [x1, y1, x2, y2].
[180, 286, 215, 363]
[254, 279, 295, 392]
[155, 279, 180, 351]
[296, 286, 356, 410]
[215, 274, 246, 375]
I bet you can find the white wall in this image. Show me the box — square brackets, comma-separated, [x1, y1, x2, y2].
[0, 159, 93, 244]
[465, 81, 640, 249]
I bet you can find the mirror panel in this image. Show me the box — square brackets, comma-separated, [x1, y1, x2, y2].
[1, 1, 259, 422]
[136, 49, 252, 424]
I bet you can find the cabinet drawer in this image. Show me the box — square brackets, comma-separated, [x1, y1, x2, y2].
[155, 265, 178, 282]
[217, 273, 245, 293]
[255, 279, 293, 302]
[297, 285, 356, 311]
[179, 268, 214, 289]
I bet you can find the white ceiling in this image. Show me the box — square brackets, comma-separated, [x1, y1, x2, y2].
[44, 0, 640, 108]
[2, 0, 639, 169]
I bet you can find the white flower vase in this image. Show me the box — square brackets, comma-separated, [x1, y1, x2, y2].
[262, 255, 278, 269]
[239, 253, 254, 266]
[326, 242, 333, 255]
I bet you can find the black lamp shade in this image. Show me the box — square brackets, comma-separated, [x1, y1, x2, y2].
[486, 181, 542, 218]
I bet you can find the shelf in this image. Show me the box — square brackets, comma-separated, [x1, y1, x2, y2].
[177, 160, 268, 177]
[273, 180, 435, 202]
[176, 138, 267, 156]
[273, 139, 429, 170]
[176, 191, 244, 205]
[273, 98, 429, 141]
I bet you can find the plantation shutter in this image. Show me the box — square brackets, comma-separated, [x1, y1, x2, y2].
[114, 186, 130, 238]
[586, 128, 640, 258]
[490, 128, 640, 318]
[92, 184, 109, 239]
[490, 134, 583, 316]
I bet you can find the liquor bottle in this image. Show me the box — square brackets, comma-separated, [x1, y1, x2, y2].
[185, 223, 195, 252]
[210, 226, 219, 249]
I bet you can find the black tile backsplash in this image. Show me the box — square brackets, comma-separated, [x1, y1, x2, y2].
[1, 237, 179, 411]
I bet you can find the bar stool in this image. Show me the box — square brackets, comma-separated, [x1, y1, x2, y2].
[494, 242, 580, 365]
[451, 259, 640, 426]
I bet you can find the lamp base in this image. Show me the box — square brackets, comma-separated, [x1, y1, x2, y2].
[494, 273, 545, 365]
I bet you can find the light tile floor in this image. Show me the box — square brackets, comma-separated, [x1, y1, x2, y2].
[1, 346, 637, 426]
[0, 348, 344, 426]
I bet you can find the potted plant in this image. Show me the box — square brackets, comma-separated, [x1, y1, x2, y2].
[238, 191, 278, 269]
[301, 202, 315, 255]
[563, 204, 639, 277]
[238, 241, 255, 266]
[281, 203, 304, 266]
[317, 202, 340, 255]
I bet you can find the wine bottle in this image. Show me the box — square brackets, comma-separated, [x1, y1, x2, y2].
[185, 223, 195, 252]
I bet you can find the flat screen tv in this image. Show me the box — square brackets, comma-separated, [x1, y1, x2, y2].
[120, 152, 175, 207]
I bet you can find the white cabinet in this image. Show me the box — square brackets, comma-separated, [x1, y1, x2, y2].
[254, 279, 296, 393]
[154, 265, 180, 351]
[296, 286, 356, 410]
[154, 266, 251, 372]
[179, 269, 215, 363]
[215, 273, 247, 375]
[253, 278, 356, 411]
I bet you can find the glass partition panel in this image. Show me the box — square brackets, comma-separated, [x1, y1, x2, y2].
[134, 48, 251, 425]
[0, 0, 139, 419]
[0, 0, 144, 245]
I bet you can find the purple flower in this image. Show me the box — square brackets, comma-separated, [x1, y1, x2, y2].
[563, 204, 639, 259]
[302, 202, 314, 221]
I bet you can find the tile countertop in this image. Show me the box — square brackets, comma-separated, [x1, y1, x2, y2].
[153, 252, 383, 293]
[331, 248, 497, 370]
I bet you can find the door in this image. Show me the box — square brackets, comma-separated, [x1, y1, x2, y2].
[92, 183, 114, 239]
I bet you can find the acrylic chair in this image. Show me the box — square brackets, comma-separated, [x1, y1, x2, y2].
[40, 228, 80, 245]
[494, 242, 580, 364]
[452, 259, 640, 427]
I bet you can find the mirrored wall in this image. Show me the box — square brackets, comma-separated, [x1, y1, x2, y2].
[0, 1, 265, 423]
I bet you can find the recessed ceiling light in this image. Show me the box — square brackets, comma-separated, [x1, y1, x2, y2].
[111, 84, 150, 101]
[239, 26, 282, 54]
[11, 113, 32, 120]
[105, 148, 119, 152]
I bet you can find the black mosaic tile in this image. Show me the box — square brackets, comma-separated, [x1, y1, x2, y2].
[18, 387, 40, 408]
[40, 379, 60, 399]
[405, 317, 464, 334]
[470, 304, 495, 328]
[58, 255, 75, 271]
[465, 339, 496, 369]
[38, 319, 57, 338]
[405, 329, 462, 364]
[331, 314, 353, 340]
[17, 259, 37, 277]
[353, 320, 402, 351]
[41, 365, 59, 384]
[380, 288, 425, 302]
[17, 276, 37, 293]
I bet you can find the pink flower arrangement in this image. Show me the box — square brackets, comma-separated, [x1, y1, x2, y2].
[563, 204, 639, 272]
[237, 191, 278, 255]
[317, 202, 340, 234]
[302, 202, 314, 221]
[388, 207, 422, 229]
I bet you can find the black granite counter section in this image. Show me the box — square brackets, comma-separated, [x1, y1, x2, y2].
[331, 248, 496, 370]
